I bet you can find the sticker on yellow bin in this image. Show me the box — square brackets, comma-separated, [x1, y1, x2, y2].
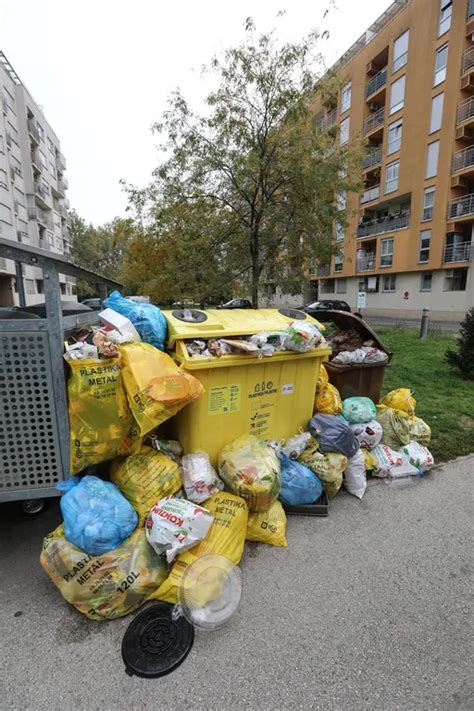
[208, 384, 241, 415]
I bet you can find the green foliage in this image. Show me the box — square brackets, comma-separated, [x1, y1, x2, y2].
[445, 308, 474, 380]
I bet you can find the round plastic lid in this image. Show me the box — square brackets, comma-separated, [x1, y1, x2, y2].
[121, 602, 194, 678]
[178, 555, 242, 631]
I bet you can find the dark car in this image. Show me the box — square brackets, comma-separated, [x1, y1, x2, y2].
[216, 298, 252, 309]
[303, 300, 351, 318]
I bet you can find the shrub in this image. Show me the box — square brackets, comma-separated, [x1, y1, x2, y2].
[445, 308, 474, 380]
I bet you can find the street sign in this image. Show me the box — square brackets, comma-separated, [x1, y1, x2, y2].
[357, 291, 366, 309]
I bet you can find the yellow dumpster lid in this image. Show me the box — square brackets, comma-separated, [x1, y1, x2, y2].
[162, 308, 324, 347]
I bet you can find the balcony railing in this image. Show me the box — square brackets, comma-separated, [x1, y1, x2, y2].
[364, 107, 385, 135]
[456, 96, 474, 125]
[28, 119, 40, 144]
[57, 179, 67, 194]
[452, 145, 474, 173]
[321, 108, 337, 129]
[56, 152, 66, 171]
[34, 182, 48, 199]
[357, 210, 410, 238]
[362, 146, 382, 170]
[462, 47, 474, 75]
[1, 95, 7, 114]
[360, 185, 380, 205]
[448, 193, 474, 219]
[27, 207, 53, 229]
[444, 242, 472, 263]
[366, 67, 387, 98]
[356, 254, 376, 272]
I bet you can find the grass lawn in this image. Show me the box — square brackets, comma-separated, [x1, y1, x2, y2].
[374, 326, 474, 462]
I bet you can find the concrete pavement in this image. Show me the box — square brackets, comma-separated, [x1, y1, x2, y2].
[0, 456, 472, 711]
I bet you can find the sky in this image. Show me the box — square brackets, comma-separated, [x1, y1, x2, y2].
[1, 0, 391, 225]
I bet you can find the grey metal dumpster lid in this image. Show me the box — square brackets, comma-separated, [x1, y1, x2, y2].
[317, 310, 392, 356]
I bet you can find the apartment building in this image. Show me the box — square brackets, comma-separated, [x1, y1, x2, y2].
[0, 51, 72, 306]
[311, 0, 474, 321]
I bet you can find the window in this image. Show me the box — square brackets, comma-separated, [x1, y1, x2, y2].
[434, 44, 448, 86]
[49, 162, 56, 178]
[390, 75, 405, 115]
[47, 230, 54, 245]
[334, 252, 344, 272]
[40, 151, 48, 168]
[430, 93, 444, 133]
[341, 82, 351, 113]
[47, 137, 54, 154]
[0, 136, 4, 153]
[336, 277, 347, 294]
[336, 192, 346, 210]
[393, 30, 409, 72]
[0, 168, 7, 188]
[41, 178, 50, 195]
[36, 279, 44, 294]
[444, 268, 468, 291]
[335, 221, 345, 241]
[385, 160, 399, 193]
[366, 275, 379, 292]
[14, 187, 24, 205]
[321, 279, 335, 294]
[387, 118, 403, 154]
[0, 203, 12, 223]
[419, 229, 431, 262]
[426, 141, 440, 178]
[421, 273, 432, 291]
[383, 274, 396, 292]
[25, 279, 35, 295]
[380, 238, 394, 266]
[422, 187, 435, 221]
[37, 123, 44, 141]
[340, 117, 350, 145]
[438, 0, 452, 36]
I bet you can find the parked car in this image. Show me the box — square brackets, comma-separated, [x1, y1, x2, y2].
[216, 298, 252, 309]
[81, 297, 102, 310]
[303, 300, 351, 318]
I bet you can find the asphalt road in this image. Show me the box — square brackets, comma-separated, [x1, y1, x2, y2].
[0, 457, 472, 711]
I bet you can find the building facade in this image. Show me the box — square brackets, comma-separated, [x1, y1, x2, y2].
[311, 0, 474, 321]
[0, 51, 72, 306]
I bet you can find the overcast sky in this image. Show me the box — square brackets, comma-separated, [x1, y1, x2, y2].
[2, 0, 390, 225]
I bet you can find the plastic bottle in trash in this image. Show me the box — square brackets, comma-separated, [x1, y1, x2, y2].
[384, 466, 423, 489]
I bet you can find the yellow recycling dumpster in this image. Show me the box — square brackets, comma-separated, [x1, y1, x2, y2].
[161, 308, 331, 465]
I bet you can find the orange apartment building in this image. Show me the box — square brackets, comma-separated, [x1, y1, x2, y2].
[311, 0, 474, 321]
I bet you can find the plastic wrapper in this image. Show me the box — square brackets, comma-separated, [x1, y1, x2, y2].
[380, 388, 416, 416]
[350, 420, 383, 449]
[146, 497, 213, 564]
[120, 342, 203, 436]
[246, 500, 288, 547]
[344, 449, 367, 499]
[308, 413, 359, 457]
[282, 431, 312, 459]
[218, 435, 281, 512]
[181, 451, 224, 504]
[282, 320, 324, 352]
[370, 444, 404, 477]
[399, 441, 434, 472]
[66, 356, 141, 474]
[58, 475, 137, 555]
[279, 453, 323, 505]
[40, 526, 167, 620]
[408, 416, 431, 446]
[314, 382, 342, 415]
[362, 449, 378, 472]
[151, 492, 248, 604]
[103, 291, 167, 351]
[342, 396, 377, 424]
[376, 405, 411, 450]
[110, 446, 182, 524]
[298, 440, 346, 498]
[331, 346, 387, 365]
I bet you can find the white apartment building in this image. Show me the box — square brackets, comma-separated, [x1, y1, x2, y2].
[0, 51, 73, 306]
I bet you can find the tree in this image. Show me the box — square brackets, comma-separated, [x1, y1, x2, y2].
[445, 307, 474, 380]
[124, 19, 361, 307]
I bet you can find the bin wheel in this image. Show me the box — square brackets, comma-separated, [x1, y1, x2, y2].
[21, 499, 46, 515]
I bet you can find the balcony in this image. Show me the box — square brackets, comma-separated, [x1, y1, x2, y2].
[30, 152, 42, 173]
[17, 230, 28, 243]
[365, 67, 387, 98]
[362, 146, 382, 170]
[27, 207, 53, 229]
[57, 179, 67, 196]
[28, 118, 40, 145]
[360, 185, 380, 205]
[456, 96, 474, 125]
[444, 242, 471, 263]
[364, 107, 384, 135]
[1, 95, 7, 114]
[452, 145, 474, 174]
[55, 152, 66, 172]
[356, 253, 376, 272]
[462, 47, 474, 75]
[357, 210, 410, 238]
[321, 108, 337, 130]
[448, 193, 474, 220]
[59, 204, 67, 218]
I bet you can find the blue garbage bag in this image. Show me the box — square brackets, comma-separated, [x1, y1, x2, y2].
[103, 291, 167, 351]
[57, 475, 138, 555]
[308, 413, 360, 457]
[279, 454, 323, 506]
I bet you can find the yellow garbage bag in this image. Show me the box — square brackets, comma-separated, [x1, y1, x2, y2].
[110, 446, 182, 524]
[40, 526, 167, 620]
[66, 357, 141, 474]
[298, 440, 346, 498]
[380, 388, 416, 416]
[246, 500, 288, 547]
[318, 364, 329, 386]
[151, 492, 248, 604]
[362, 449, 378, 472]
[376, 405, 411, 450]
[314, 382, 342, 415]
[120, 342, 204, 436]
[408, 416, 431, 446]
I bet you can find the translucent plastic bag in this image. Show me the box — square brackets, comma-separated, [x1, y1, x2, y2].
[66, 356, 141, 474]
[343, 449, 367, 499]
[120, 342, 203, 436]
[282, 320, 324, 352]
[246, 500, 288, 547]
[181, 451, 224, 504]
[40, 526, 167, 620]
[146, 497, 214, 563]
[408, 416, 431, 446]
[342, 397, 377, 425]
[282, 431, 312, 459]
[103, 291, 168, 351]
[376, 405, 411, 450]
[110, 446, 182, 524]
[308, 414, 359, 457]
[218, 435, 281, 512]
[350, 420, 383, 449]
[380, 388, 416, 416]
[58, 475, 138, 555]
[314, 382, 342, 415]
[298, 441, 346, 498]
[279, 453, 323, 505]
